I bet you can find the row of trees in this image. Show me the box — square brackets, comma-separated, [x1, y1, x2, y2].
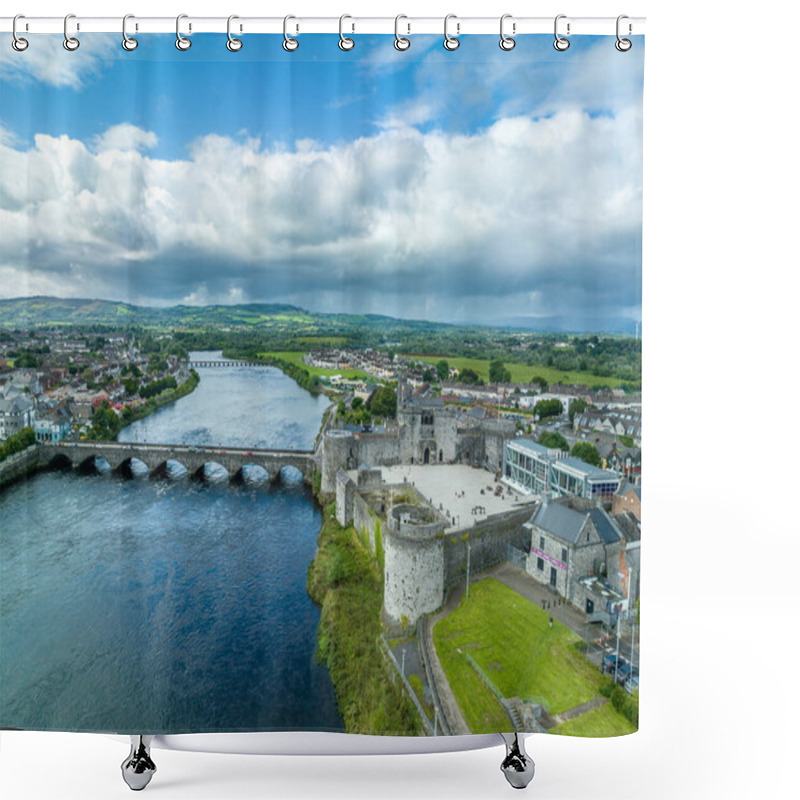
[0, 426, 36, 463]
[139, 375, 178, 399]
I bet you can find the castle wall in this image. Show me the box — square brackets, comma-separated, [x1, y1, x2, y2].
[335, 469, 354, 527]
[443, 506, 534, 586]
[352, 490, 380, 552]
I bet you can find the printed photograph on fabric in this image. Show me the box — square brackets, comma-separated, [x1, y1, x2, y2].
[0, 33, 642, 738]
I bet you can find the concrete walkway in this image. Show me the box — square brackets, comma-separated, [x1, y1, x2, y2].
[424, 580, 472, 736]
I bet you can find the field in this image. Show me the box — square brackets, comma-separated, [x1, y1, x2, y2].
[257, 351, 370, 381]
[404, 354, 629, 388]
[433, 578, 634, 736]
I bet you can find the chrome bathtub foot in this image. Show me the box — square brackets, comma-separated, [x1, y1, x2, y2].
[121, 735, 156, 791]
[500, 733, 535, 790]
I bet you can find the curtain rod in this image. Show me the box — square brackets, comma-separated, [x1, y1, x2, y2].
[0, 16, 646, 37]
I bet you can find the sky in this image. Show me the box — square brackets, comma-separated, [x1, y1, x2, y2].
[0, 33, 643, 332]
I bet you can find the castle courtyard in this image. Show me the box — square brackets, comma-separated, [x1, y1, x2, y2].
[352, 464, 538, 531]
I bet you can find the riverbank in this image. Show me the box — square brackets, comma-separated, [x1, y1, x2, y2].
[0, 372, 201, 489]
[306, 502, 423, 735]
[221, 350, 343, 400]
[86, 370, 200, 441]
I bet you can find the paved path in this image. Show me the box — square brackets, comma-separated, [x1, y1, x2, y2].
[424, 580, 472, 735]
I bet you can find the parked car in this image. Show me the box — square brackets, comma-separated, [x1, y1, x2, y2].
[602, 653, 627, 675]
[615, 661, 634, 684]
[624, 670, 640, 695]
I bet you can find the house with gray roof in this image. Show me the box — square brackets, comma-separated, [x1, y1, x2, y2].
[524, 495, 637, 618]
[0, 389, 35, 441]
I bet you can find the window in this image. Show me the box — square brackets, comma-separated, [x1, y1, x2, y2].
[537, 557, 544, 571]
[539, 536, 545, 550]
[561, 548, 567, 562]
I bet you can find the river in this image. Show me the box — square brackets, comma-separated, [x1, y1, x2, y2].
[0, 353, 344, 733]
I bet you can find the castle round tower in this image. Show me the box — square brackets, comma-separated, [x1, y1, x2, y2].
[382, 503, 446, 629]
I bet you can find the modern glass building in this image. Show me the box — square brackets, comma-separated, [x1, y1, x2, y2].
[504, 438, 621, 501]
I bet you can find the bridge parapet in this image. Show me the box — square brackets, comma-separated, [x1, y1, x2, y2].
[39, 442, 315, 485]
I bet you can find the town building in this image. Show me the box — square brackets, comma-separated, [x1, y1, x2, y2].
[523, 495, 638, 618]
[0, 385, 35, 441]
[503, 438, 621, 501]
[612, 481, 642, 520]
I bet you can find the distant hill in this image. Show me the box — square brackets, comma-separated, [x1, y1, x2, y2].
[0, 296, 452, 333]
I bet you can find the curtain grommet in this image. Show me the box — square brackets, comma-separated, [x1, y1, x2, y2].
[283, 15, 299, 51]
[63, 13, 80, 51]
[226, 15, 242, 51]
[122, 14, 138, 51]
[394, 15, 410, 51]
[12, 15, 29, 51]
[554, 15, 570, 51]
[175, 14, 191, 51]
[615, 15, 632, 51]
[499, 14, 516, 51]
[443, 14, 460, 51]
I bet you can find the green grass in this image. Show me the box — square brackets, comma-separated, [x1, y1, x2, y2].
[434, 578, 613, 733]
[550, 703, 637, 737]
[258, 351, 370, 381]
[403, 354, 630, 389]
[307, 505, 422, 735]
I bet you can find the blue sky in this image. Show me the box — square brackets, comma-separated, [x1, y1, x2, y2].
[0, 33, 644, 332]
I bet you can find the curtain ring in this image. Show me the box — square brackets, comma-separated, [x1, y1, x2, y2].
[554, 14, 570, 51]
[122, 14, 138, 51]
[227, 15, 242, 51]
[338, 14, 354, 51]
[63, 13, 79, 51]
[499, 14, 515, 51]
[283, 15, 299, 51]
[175, 14, 191, 50]
[12, 14, 29, 51]
[615, 14, 632, 51]
[443, 14, 459, 51]
[394, 15, 410, 51]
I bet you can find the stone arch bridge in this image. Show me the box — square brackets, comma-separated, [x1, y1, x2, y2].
[39, 442, 315, 485]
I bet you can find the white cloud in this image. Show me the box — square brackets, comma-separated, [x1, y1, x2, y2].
[94, 124, 158, 153]
[0, 34, 117, 89]
[0, 109, 642, 327]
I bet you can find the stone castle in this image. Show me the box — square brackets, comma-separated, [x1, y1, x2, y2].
[324, 382, 530, 630]
[321, 381, 516, 494]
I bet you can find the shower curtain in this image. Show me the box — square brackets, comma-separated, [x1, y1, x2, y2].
[0, 29, 643, 740]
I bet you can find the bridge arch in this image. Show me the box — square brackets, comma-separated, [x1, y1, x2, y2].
[46, 452, 73, 471]
[193, 461, 229, 484]
[115, 457, 150, 479]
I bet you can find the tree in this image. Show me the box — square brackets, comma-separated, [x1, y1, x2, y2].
[435, 359, 450, 382]
[458, 367, 482, 385]
[530, 375, 549, 392]
[569, 398, 588, 425]
[489, 359, 511, 383]
[369, 386, 397, 419]
[351, 396, 364, 411]
[534, 399, 563, 419]
[422, 368, 435, 383]
[537, 431, 569, 451]
[571, 441, 601, 467]
[337, 400, 346, 417]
